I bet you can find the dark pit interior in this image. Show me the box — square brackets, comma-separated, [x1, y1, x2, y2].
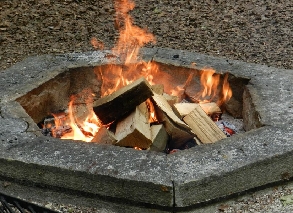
[16, 61, 254, 143]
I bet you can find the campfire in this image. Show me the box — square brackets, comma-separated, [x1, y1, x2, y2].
[40, 0, 241, 152]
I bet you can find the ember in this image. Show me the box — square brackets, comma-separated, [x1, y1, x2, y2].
[40, 0, 240, 152]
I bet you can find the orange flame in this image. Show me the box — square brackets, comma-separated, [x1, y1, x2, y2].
[52, 0, 233, 144]
[188, 68, 232, 105]
[91, 0, 156, 98]
[53, 92, 102, 142]
[218, 73, 232, 106]
[146, 98, 158, 123]
[113, 0, 155, 63]
[200, 68, 220, 100]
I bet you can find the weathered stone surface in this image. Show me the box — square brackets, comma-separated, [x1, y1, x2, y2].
[0, 136, 173, 206]
[1, 48, 293, 210]
[169, 124, 293, 207]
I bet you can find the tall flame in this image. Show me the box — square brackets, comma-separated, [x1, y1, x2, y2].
[113, 0, 155, 63]
[187, 68, 232, 104]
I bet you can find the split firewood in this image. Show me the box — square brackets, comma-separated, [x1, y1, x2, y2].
[152, 93, 190, 130]
[173, 103, 198, 119]
[183, 105, 226, 144]
[149, 124, 168, 152]
[151, 84, 164, 95]
[114, 102, 152, 149]
[152, 93, 195, 149]
[173, 102, 221, 120]
[91, 126, 117, 145]
[93, 77, 154, 125]
[200, 102, 221, 115]
[163, 93, 178, 106]
[156, 109, 196, 149]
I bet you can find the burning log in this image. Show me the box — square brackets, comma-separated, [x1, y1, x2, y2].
[93, 77, 154, 125]
[183, 105, 226, 144]
[152, 93, 195, 149]
[114, 102, 152, 149]
[91, 126, 117, 144]
[149, 124, 168, 152]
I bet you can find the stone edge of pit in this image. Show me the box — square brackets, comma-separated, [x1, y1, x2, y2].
[0, 48, 293, 209]
[152, 47, 293, 207]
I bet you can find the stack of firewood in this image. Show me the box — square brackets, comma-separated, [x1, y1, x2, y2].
[91, 77, 227, 151]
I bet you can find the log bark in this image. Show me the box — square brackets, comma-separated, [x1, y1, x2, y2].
[93, 77, 154, 124]
[183, 105, 226, 144]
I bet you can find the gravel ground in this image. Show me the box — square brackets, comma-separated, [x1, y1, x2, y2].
[1, 0, 293, 70]
[1, 0, 293, 212]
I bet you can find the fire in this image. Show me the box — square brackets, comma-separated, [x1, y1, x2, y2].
[219, 73, 232, 106]
[146, 98, 158, 123]
[92, 0, 157, 97]
[49, 0, 233, 144]
[90, 37, 104, 50]
[113, 0, 155, 63]
[187, 68, 232, 105]
[52, 92, 102, 142]
[199, 68, 220, 102]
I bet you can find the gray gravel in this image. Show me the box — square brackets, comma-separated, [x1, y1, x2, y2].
[1, 0, 293, 70]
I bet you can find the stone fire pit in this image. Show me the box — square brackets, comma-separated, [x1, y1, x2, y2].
[1, 48, 293, 211]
